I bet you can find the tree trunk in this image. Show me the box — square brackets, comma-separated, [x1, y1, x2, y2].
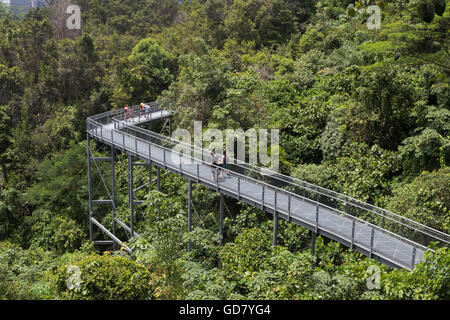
[0, 158, 7, 189]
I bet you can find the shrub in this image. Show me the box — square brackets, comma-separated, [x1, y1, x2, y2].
[52, 254, 153, 300]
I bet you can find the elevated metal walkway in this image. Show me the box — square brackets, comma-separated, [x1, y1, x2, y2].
[86, 104, 449, 270]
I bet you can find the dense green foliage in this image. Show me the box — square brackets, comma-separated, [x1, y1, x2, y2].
[0, 0, 448, 300]
[53, 253, 153, 300]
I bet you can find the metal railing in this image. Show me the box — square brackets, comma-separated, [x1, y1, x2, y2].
[86, 104, 449, 269]
[112, 107, 449, 248]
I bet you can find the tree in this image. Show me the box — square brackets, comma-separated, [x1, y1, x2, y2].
[350, 1, 450, 71]
[160, 43, 229, 126]
[294, 143, 400, 206]
[0, 188, 29, 243]
[0, 3, 6, 18]
[399, 128, 450, 175]
[0, 65, 23, 106]
[213, 71, 267, 130]
[49, 0, 82, 40]
[53, 254, 153, 300]
[223, 0, 297, 48]
[55, 35, 101, 104]
[254, 0, 298, 48]
[75, 0, 179, 37]
[122, 37, 175, 102]
[0, 105, 11, 187]
[399, 102, 450, 176]
[28, 209, 85, 254]
[417, 0, 447, 24]
[220, 228, 272, 277]
[387, 167, 450, 234]
[0, 241, 57, 299]
[6, 106, 80, 189]
[383, 246, 450, 300]
[0, 64, 24, 187]
[349, 66, 418, 151]
[329, 143, 400, 205]
[25, 142, 88, 224]
[203, 0, 229, 48]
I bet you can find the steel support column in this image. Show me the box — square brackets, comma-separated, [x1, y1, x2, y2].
[311, 231, 317, 256]
[149, 161, 152, 186]
[219, 193, 224, 246]
[188, 180, 192, 251]
[111, 145, 116, 237]
[87, 134, 93, 242]
[169, 117, 172, 136]
[157, 167, 161, 191]
[273, 190, 279, 246]
[273, 213, 279, 246]
[128, 153, 134, 237]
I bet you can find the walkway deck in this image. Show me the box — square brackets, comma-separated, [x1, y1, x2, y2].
[87, 106, 450, 270]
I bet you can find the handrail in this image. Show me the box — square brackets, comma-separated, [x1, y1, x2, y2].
[117, 122, 427, 250]
[237, 163, 450, 243]
[86, 104, 449, 269]
[88, 117, 428, 268]
[110, 108, 449, 247]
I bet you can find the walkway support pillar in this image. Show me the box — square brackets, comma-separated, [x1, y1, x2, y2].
[273, 190, 279, 246]
[311, 231, 317, 256]
[111, 145, 116, 237]
[188, 180, 192, 252]
[87, 133, 93, 242]
[157, 167, 161, 191]
[273, 213, 279, 246]
[128, 153, 134, 237]
[219, 193, 224, 245]
[169, 117, 172, 136]
[148, 161, 152, 186]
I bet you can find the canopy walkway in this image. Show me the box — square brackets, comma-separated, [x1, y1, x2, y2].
[86, 104, 449, 270]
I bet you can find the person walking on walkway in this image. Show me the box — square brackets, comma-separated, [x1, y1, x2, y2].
[129, 105, 134, 122]
[219, 150, 227, 178]
[124, 105, 129, 122]
[140, 102, 145, 121]
[145, 103, 150, 119]
[211, 151, 219, 183]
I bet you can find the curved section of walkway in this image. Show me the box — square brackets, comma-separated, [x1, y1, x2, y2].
[87, 104, 449, 270]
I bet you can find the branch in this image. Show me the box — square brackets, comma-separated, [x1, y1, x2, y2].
[405, 54, 450, 71]
[443, 45, 450, 58]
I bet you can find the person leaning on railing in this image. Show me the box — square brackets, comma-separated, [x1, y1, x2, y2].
[211, 151, 219, 183]
[140, 102, 145, 120]
[219, 150, 228, 178]
[145, 103, 150, 119]
[129, 105, 134, 122]
[124, 104, 129, 122]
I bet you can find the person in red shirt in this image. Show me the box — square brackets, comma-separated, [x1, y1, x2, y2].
[124, 105, 129, 121]
[129, 105, 134, 122]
